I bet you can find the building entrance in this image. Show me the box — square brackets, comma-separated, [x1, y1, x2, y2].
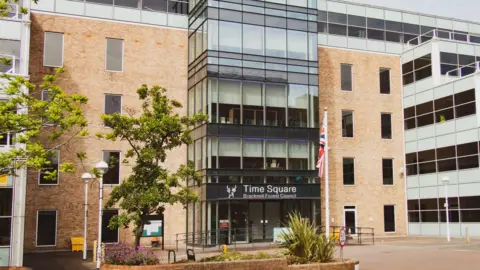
[249, 201, 281, 242]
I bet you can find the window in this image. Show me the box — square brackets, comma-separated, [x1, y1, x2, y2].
[340, 64, 352, 91]
[382, 159, 393, 185]
[379, 68, 390, 94]
[384, 205, 395, 232]
[266, 27, 286, 58]
[36, 210, 57, 246]
[219, 138, 241, 169]
[266, 84, 287, 127]
[402, 54, 431, 86]
[105, 38, 124, 72]
[0, 133, 13, 146]
[342, 110, 353, 138]
[104, 94, 122, 115]
[343, 158, 354, 185]
[381, 113, 392, 139]
[287, 30, 308, 60]
[288, 85, 308, 127]
[243, 82, 263, 125]
[39, 150, 59, 185]
[219, 21, 242, 53]
[44, 32, 64, 67]
[103, 151, 120, 185]
[243, 24, 264, 55]
[102, 210, 119, 243]
[0, 188, 12, 246]
[218, 80, 241, 124]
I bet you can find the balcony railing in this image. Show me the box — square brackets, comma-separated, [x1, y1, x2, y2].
[406, 29, 480, 50]
[0, 54, 16, 75]
[445, 61, 480, 78]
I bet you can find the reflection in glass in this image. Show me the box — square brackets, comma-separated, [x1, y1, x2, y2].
[288, 85, 308, 127]
[243, 139, 264, 169]
[209, 78, 218, 123]
[266, 27, 286, 57]
[218, 80, 241, 124]
[266, 140, 286, 170]
[219, 21, 241, 53]
[243, 82, 263, 125]
[266, 84, 286, 127]
[218, 138, 241, 168]
[208, 20, 219, 51]
[243, 24, 264, 55]
[288, 141, 309, 170]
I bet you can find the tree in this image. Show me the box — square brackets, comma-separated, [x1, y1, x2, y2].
[0, 0, 33, 17]
[0, 68, 89, 178]
[100, 85, 206, 247]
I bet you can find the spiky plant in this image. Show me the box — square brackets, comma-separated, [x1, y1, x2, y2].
[280, 212, 336, 264]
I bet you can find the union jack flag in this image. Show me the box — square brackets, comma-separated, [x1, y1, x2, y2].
[316, 114, 327, 178]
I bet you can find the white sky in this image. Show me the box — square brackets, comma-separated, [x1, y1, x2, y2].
[343, 0, 480, 23]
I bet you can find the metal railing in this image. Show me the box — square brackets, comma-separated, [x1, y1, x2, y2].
[406, 29, 480, 49]
[175, 225, 375, 252]
[0, 54, 16, 74]
[445, 61, 480, 78]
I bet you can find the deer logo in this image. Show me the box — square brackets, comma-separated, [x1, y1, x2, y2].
[226, 185, 237, 198]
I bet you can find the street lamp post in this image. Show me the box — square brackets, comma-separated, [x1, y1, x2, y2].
[441, 176, 451, 242]
[95, 161, 109, 270]
[81, 172, 93, 260]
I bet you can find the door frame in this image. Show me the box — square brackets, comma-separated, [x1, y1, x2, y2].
[343, 205, 357, 235]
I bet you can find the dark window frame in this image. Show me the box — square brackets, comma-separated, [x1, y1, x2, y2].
[342, 157, 355, 185]
[342, 110, 354, 138]
[382, 158, 394, 185]
[379, 68, 391, 94]
[381, 113, 392, 139]
[340, 64, 353, 91]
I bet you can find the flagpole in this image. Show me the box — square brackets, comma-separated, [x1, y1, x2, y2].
[324, 109, 330, 238]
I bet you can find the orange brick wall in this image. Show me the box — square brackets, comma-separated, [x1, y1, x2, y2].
[25, 13, 189, 251]
[318, 47, 407, 236]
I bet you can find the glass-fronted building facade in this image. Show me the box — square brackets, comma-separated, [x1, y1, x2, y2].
[186, 0, 321, 244]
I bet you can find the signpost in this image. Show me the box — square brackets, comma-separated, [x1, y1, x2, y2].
[339, 227, 346, 262]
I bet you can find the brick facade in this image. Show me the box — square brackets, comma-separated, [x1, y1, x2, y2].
[318, 47, 407, 236]
[25, 13, 189, 251]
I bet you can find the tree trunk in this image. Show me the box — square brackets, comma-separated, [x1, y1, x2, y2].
[134, 219, 145, 248]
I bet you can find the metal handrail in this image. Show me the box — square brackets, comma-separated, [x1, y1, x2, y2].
[0, 54, 16, 74]
[445, 61, 480, 77]
[406, 28, 480, 49]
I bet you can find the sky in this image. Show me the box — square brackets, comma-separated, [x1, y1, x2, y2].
[343, 0, 480, 23]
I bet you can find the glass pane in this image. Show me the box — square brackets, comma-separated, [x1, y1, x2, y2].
[0, 189, 12, 216]
[348, 15, 365, 27]
[106, 38, 123, 71]
[381, 113, 392, 139]
[289, 141, 309, 169]
[343, 158, 354, 185]
[104, 95, 121, 115]
[115, 0, 139, 8]
[218, 138, 241, 168]
[243, 82, 263, 125]
[37, 211, 57, 246]
[367, 29, 385, 41]
[342, 110, 353, 137]
[218, 80, 241, 124]
[382, 159, 393, 185]
[288, 84, 308, 127]
[102, 210, 119, 243]
[103, 151, 120, 184]
[328, 12, 346, 24]
[348, 26, 366, 38]
[142, 0, 167, 11]
[341, 64, 352, 91]
[243, 24, 264, 55]
[208, 20, 219, 50]
[328, 23, 347, 36]
[266, 27, 287, 57]
[44, 32, 64, 67]
[266, 140, 286, 169]
[266, 84, 287, 127]
[243, 139, 263, 169]
[219, 21, 241, 53]
[379, 69, 390, 94]
[454, 89, 475, 106]
[287, 30, 308, 60]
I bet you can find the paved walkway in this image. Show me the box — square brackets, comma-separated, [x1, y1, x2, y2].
[23, 237, 480, 270]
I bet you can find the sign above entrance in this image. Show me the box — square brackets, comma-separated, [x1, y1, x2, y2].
[206, 184, 320, 200]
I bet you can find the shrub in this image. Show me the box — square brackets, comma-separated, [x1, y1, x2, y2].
[104, 243, 159, 265]
[280, 212, 336, 264]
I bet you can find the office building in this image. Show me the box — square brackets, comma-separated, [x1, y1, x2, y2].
[0, 0, 478, 264]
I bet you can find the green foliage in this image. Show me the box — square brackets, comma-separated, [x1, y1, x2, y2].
[102, 85, 207, 247]
[280, 212, 336, 264]
[200, 252, 279, 262]
[0, 69, 89, 179]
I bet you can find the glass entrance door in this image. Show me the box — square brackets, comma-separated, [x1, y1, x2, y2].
[249, 202, 263, 242]
[230, 202, 248, 242]
[344, 206, 357, 234]
[248, 201, 281, 242]
[264, 202, 281, 241]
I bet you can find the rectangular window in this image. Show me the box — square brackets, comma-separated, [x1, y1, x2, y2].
[102, 209, 119, 243]
[103, 151, 120, 185]
[43, 32, 64, 67]
[382, 159, 394, 185]
[340, 64, 352, 91]
[381, 113, 392, 139]
[105, 38, 124, 72]
[36, 210, 57, 246]
[379, 68, 390, 94]
[343, 158, 354, 185]
[384, 205, 395, 232]
[342, 110, 353, 138]
[0, 188, 12, 246]
[104, 94, 122, 115]
[39, 150, 59, 185]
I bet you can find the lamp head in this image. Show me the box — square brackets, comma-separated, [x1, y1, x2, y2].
[95, 160, 109, 174]
[81, 172, 93, 181]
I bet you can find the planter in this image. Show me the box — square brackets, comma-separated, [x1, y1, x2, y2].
[102, 258, 359, 270]
[288, 259, 359, 270]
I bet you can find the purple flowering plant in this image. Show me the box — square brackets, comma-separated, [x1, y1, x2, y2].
[104, 243, 160, 265]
